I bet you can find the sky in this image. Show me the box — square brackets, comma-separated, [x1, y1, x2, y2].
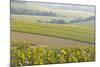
[11, 0, 95, 5]
[24, 0, 95, 5]
[11, 0, 95, 13]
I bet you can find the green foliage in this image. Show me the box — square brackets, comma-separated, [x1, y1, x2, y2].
[11, 46, 95, 67]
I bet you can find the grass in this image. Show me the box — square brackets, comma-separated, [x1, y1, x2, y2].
[11, 15, 95, 44]
[11, 44, 95, 67]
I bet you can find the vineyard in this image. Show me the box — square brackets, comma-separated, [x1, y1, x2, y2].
[11, 45, 95, 67]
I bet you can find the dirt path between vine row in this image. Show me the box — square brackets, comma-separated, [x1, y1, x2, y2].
[11, 31, 93, 47]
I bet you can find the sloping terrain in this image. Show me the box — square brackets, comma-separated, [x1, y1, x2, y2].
[11, 15, 95, 44]
[11, 31, 93, 47]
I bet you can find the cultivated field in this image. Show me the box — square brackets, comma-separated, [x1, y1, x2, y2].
[11, 45, 95, 66]
[10, 14, 95, 66]
[11, 1, 95, 67]
[11, 31, 92, 47]
[11, 15, 95, 44]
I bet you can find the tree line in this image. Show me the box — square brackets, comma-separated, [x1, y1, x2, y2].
[11, 7, 57, 16]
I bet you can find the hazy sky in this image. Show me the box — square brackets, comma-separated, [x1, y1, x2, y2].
[24, 0, 95, 5]
[11, 0, 95, 13]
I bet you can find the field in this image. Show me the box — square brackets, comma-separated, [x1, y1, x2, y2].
[11, 1, 95, 67]
[11, 15, 95, 44]
[11, 31, 92, 47]
[10, 14, 95, 66]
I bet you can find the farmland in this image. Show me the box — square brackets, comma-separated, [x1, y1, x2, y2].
[11, 45, 95, 67]
[10, 14, 95, 66]
[11, 31, 92, 47]
[11, 15, 95, 44]
[11, 1, 95, 67]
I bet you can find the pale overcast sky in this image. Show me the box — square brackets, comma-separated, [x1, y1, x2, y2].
[24, 0, 95, 5]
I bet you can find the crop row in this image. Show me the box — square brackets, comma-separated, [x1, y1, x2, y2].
[11, 18, 94, 44]
[11, 46, 95, 67]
